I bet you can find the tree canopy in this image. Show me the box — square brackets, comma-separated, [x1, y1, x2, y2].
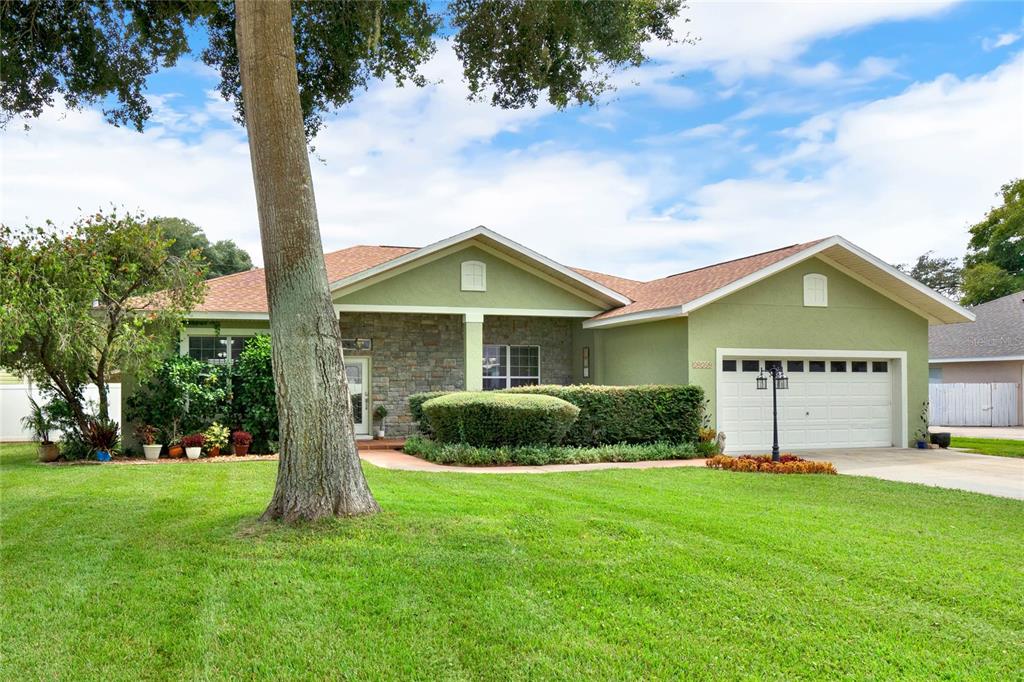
[2, 0, 685, 137]
[961, 178, 1024, 306]
[153, 217, 253, 278]
[896, 251, 962, 300]
[0, 209, 206, 430]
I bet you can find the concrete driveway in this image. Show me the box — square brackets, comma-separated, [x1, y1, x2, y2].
[931, 426, 1024, 440]
[806, 448, 1024, 500]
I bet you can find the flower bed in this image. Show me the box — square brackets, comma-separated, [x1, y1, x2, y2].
[706, 454, 837, 475]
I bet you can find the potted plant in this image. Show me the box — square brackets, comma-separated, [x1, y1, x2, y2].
[232, 430, 253, 456]
[373, 404, 388, 439]
[167, 439, 185, 458]
[203, 422, 230, 457]
[21, 396, 59, 462]
[181, 433, 205, 459]
[83, 417, 119, 462]
[136, 424, 163, 461]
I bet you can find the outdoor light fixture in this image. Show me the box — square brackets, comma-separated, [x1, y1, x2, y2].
[755, 363, 789, 461]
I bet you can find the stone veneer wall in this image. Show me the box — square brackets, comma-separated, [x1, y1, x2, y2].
[483, 316, 574, 386]
[339, 313, 575, 437]
[339, 312, 465, 437]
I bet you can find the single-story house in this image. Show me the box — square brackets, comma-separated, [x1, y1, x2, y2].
[147, 226, 973, 450]
[929, 290, 1023, 426]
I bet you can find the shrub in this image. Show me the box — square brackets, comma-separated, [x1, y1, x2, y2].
[403, 436, 703, 466]
[203, 422, 230, 451]
[706, 454, 837, 475]
[421, 392, 579, 447]
[502, 384, 704, 446]
[408, 391, 451, 436]
[126, 355, 230, 444]
[231, 335, 277, 453]
[136, 424, 159, 445]
[232, 430, 253, 447]
[82, 417, 119, 454]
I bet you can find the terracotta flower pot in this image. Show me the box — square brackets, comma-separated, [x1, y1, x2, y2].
[209, 445, 221, 458]
[38, 442, 59, 463]
[168, 444, 184, 458]
[233, 444, 250, 456]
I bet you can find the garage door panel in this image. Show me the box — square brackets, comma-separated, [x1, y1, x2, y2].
[719, 355, 894, 451]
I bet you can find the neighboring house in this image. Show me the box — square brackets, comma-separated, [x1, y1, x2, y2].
[138, 226, 972, 450]
[929, 291, 1024, 426]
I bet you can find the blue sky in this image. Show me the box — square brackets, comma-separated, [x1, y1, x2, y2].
[2, 0, 1022, 280]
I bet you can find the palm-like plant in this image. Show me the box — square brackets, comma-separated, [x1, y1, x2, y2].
[20, 396, 56, 444]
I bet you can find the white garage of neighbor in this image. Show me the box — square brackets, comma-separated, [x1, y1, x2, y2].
[716, 349, 907, 451]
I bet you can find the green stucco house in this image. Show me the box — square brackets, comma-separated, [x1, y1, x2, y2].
[161, 226, 973, 450]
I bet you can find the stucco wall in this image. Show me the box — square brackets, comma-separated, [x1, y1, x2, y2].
[596, 318, 689, 385]
[336, 245, 602, 312]
[340, 312, 465, 437]
[686, 257, 930, 446]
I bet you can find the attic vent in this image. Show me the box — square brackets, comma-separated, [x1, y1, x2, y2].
[461, 260, 486, 292]
[803, 273, 828, 307]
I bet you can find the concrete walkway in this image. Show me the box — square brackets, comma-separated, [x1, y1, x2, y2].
[931, 426, 1024, 440]
[809, 447, 1024, 500]
[359, 449, 707, 474]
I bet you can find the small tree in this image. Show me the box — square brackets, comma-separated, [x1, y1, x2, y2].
[0, 210, 206, 434]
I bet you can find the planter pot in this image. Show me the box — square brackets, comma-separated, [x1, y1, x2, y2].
[38, 442, 59, 462]
[96, 450, 112, 462]
[208, 445, 221, 458]
[930, 432, 951, 449]
[143, 444, 162, 461]
[168, 444, 184, 458]
[916, 440, 928, 449]
[185, 447, 201, 460]
[233, 444, 250, 456]
[375, 429, 385, 440]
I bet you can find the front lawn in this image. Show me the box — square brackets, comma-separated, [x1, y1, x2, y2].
[2, 443, 1021, 679]
[951, 436, 1024, 458]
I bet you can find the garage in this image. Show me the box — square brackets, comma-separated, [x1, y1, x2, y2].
[717, 354, 899, 451]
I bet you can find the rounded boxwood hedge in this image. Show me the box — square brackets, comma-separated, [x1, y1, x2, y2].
[421, 392, 580, 447]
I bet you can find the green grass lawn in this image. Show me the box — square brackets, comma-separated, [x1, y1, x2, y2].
[2, 443, 1022, 680]
[951, 436, 1024, 458]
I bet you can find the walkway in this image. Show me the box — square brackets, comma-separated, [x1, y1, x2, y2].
[358, 449, 707, 474]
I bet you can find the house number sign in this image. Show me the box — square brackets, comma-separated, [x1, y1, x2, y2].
[691, 360, 713, 369]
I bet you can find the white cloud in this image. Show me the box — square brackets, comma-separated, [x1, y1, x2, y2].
[982, 30, 1021, 51]
[673, 53, 1024, 268]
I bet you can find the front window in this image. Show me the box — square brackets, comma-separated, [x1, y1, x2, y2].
[483, 344, 539, 390]
[188, 335, 252, 365]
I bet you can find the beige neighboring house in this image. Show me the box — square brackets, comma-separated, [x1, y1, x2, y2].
[929, 291, 1024, 426]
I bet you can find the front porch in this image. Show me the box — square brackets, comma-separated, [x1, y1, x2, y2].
[339, 311, 579, 437]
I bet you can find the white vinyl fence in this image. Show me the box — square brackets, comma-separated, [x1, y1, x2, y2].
[0, 383, 122, 441]
[929, 383, 1020, 427]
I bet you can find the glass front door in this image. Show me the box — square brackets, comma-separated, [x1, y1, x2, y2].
[345, 357, 370, 437]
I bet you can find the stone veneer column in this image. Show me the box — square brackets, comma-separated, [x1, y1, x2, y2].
[464, 312, 483, 391]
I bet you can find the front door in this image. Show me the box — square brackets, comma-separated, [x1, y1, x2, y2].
[345, 357, 370, 437]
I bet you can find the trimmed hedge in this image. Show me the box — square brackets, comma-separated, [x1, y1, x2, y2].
[503, 384, 704, 446]
[421, 392, 579, 447]
[403, 436, 708, 466]
[408, 391, 450, 437]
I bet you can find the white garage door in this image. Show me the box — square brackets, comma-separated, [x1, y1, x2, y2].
[718, 357, 893, 451]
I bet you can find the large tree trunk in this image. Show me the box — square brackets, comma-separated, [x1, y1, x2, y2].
[235, 0, 380, 521]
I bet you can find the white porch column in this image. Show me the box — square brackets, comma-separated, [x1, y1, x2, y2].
[464, 312, 483, 391]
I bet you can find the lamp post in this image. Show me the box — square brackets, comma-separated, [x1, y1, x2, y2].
[756, 364, 789, 461]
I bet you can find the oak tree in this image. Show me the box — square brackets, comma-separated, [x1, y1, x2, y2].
[1, 0, 687, 521]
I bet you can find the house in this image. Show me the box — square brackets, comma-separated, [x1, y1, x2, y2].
[154, 226, 973, 450]
[929, 291, 1023, 426]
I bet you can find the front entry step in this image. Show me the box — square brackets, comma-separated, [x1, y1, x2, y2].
[357, 439, 406, 451]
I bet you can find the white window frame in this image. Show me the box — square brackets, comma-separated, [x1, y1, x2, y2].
[482, 344, 540, 389]
[181, 329, 263, 366]
[803, 273, 828, 307]
[461, 260, 487, 292]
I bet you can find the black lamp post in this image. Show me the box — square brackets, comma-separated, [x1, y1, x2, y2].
[756, 364, 789, 461]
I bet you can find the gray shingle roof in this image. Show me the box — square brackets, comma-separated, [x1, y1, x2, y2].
[929, 290, 1024, 359]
